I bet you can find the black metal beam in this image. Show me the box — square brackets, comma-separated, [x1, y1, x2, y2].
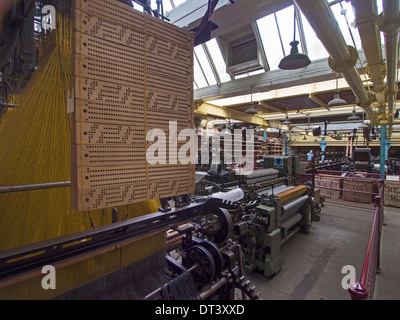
[0, 198, 237, 282]
[0, 203, 203, 282]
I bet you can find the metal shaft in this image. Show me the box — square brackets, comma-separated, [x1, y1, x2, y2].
[0, 181, 71, 193]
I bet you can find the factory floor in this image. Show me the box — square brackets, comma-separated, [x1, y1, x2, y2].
[245, 200, 400, 300]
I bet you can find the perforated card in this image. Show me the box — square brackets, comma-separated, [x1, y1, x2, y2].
[71, 0, 195, 211]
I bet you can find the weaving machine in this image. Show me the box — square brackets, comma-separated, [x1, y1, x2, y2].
[0, 0, 262, 300]
[193, 182, 313, 278]
[0, 180, 313, 299]
[0, 0, 317, 300]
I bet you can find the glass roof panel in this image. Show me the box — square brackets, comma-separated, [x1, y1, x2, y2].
[256, 14, 284, 71]
[132, 0, 174, 14]
[248, 69, 265, 76]
[204, 38, 232, 83]
[275, 5, 303, 56]
[194, 45, 218, 86]
[193, 56, 209, 89]
[377, 0, 383, 15]
[191, 0, 376, 94]
[172, 0, 188, 7]
[161, 0, 174, 13]
[300, 11, 329, 61]
[234, 73, 248, 80]
[330, 1, 362, 50]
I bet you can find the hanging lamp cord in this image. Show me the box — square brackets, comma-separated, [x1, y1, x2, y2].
[293, 5, 297, 42]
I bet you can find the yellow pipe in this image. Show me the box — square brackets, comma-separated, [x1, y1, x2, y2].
[378, 119, 400, 125]
[294, 0, 378, 122]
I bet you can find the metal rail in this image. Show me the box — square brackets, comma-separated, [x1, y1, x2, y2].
[0, 181, 71, 193]
[316, 170, 387, 179]
[0, 198, 237, 282]
[348, 194, 384, 300]
[0, 203, 202, 282]
[299, 169, 385, 299]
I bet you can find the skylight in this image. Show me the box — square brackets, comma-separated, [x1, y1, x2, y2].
[166, 1, 382, 102]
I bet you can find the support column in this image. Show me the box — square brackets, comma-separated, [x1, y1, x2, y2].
[380, 125, 387, 175]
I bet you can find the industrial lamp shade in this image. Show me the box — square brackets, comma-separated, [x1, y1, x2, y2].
[246, 85, 257, 114]
[283, 115, 292, 124]
[245, 105, 258, 115]
[347, 109, 361, 120]
[278, 41, 311, 70]
[328, 91, 347, 107]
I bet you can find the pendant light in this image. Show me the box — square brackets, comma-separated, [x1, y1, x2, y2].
[283, 107, 292, 124]
[278, 6, 311, 70]
[245, 85, 258, 115]
[222, 119, 232, 134]
[328, 73, 347, 107]
[347, 106, 361, 120]
[283, 114, 292, 124]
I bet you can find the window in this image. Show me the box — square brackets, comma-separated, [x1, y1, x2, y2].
[171, 0, 187, 7]
[193, 57, 209, 89]
[330, 1, 362, 51]
[301, 12, 329, 61]
[256, 5, 320, 71]
[256, 14, 283, 71]
[194, 45, 218, 86]
[205, 39, 231, 83]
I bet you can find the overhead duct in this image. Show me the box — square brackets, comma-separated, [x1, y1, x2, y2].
[377, 0, 400, 128]
[293, 0, 377, 123]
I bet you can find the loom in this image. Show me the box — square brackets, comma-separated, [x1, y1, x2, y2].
[0, 180, 313, 299]
[0, 196, 262, 299]
[194, 182, 313, 278]
[0, 0, 317, 300]
[0, 0, 262, 300]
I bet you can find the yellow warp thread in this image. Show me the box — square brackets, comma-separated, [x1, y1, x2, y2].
[0, 4, 167, 299]
[0, 5, 166, 299]
[0, 11, 164, 253]
[0, 18, 74, 249]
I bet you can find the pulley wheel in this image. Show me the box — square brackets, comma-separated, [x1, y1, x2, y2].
[200, 240, 224, 276]
[186, 245, 216, 284]
[210, 208, 234, 243]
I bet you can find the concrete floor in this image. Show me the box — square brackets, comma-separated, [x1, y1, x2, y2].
[246, 200, 400, 300]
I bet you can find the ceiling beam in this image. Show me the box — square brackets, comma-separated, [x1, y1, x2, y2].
[206, 76, 355, 108]
[194, 102, 300, 131]
[194, 102, 268, 127]
[166, 0, 292, 38]
[194, 47, 369, 103]
[308, 93, 330, 110]
[258, 105, 363, 119]
[258, 101, 287, 114]
[195, 58, 336, 101]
